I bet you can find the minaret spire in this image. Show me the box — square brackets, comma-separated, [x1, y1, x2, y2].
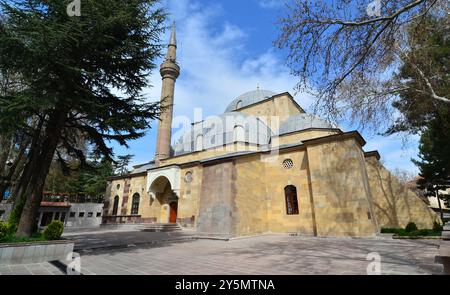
[169, 22, 176, 46]
[155, 22, 180, 165]
[166, 22, 177, 61]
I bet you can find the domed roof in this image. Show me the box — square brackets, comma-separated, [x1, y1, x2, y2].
[173, 112, 273, 156]
[278, 114, 336, 135]
[225, 89, 277, 113]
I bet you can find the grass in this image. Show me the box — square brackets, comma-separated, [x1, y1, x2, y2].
[381, 228, 442, 237]
[0, 232, 46, 244]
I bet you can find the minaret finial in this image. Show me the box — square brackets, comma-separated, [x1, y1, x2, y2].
[169, 21, 176, 47]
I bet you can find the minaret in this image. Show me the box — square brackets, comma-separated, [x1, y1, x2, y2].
[155, 23, 180, 165]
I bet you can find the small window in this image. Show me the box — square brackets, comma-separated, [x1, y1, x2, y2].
[285, 185, 299, 215]
[69, 212, 76, 218]
[185, 171, 193, 183]
[96, 212, 102, 217]
[236, 100, 243, 109]
[88, 212, 93, 217]
[283, 159, 294, 169]
[116, 184, 120, 190]
[79, 212, 85, 218]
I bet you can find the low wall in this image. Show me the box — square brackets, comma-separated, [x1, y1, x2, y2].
[0, 240, 74, 265]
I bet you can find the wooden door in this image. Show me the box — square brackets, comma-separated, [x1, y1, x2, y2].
[169, 202, 178, 223]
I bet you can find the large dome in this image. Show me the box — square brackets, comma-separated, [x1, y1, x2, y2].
[173, 112, 273, 156]
[225, 89, 277, 113]
[278, 114, 336, 135]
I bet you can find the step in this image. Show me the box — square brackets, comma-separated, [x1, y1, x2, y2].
[140, 223, 182, 232]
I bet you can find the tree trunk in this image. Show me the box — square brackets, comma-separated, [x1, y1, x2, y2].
[11, 117, 44, 211]
[0, 135, 30, 202]
[16, 110, 66, 237]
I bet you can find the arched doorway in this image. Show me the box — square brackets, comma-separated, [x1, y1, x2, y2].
[149, 175, 179, 224]
[169, 202, 178, 223]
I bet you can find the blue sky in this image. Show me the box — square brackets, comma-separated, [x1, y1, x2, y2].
[111, 0, 421, 174]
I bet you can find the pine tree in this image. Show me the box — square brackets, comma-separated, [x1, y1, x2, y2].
[0, 0, 166, 236]
[414, 117, 450, 221]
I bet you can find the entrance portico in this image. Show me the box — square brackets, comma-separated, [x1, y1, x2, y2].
[147, 166, 181, 224]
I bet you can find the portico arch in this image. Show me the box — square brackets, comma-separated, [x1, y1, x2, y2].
[149, 176, 179, 224]
[147, 166, 181, 224]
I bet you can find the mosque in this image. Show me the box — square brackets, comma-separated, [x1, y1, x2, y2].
[104, 25, 437, 237]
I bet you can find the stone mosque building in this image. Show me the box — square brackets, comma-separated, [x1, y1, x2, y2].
[104, 25, 438, 237]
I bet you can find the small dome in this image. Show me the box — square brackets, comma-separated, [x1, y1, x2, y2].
[278, 114, 336, 135]
[225, 89, 277, 113]
[173, 112, 273, 156]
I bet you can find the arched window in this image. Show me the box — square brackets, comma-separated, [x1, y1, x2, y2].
[195, 135, 203, 151]
[284, 185, 299, 215]
[131, 193, 140, 215]
[112, 196, 119, 215]
[236, 100, 243, 110]
[233, 125, 245, 142]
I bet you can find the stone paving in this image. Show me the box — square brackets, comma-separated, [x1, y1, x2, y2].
[75, 234, 442, 275]
[0, 233, 443, 275]
[0, 262, 63, 275]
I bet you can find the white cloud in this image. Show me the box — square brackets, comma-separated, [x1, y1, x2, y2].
[257, 0, 284, 9]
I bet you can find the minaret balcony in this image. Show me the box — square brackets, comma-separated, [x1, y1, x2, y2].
[160, 61, 180, 79]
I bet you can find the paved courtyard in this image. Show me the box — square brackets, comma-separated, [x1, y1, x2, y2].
[0, 233, 443, 275]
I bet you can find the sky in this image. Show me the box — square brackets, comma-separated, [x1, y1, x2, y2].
[111, 0, 421, 174]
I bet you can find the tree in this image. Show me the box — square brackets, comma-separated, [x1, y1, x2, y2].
[276, 0, 449, 131]
[0, 0, 166, 236]
[414, 116, 450, 221]
[114, 154, 134, 175]
[386, 17, 449, 135]
[0, 69, 31, 202]
[45, 156, 114, 201]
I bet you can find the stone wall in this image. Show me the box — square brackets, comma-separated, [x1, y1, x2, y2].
[365, 156, 438, 229]
[238, 94, 304, 130]
[196, 161, 237, 235]
[276, 129, 340, 145]
[234, 155, 268, 235]
[177, 165, 202, 227]
[261, 150, 316, 235]
[306, 139, 378, 236]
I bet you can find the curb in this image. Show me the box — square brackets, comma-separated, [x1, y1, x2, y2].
[74, 236, 197, 254]
[393, 235, 442, 240]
